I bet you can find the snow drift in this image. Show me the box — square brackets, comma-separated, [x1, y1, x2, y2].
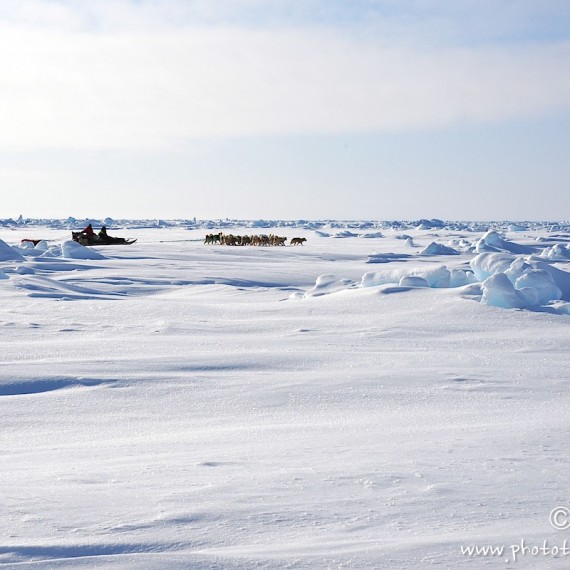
[0, 238, 25, 261]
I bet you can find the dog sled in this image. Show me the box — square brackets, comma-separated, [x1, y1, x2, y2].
[71, 232, 137, 246]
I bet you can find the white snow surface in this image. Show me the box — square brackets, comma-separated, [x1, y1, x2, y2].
[1, 221, 570, 569]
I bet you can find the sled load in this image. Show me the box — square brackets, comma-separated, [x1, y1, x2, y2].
[72, 225, 137, 246]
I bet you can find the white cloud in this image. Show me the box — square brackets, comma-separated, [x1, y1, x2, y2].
[0, 14, 569, 151]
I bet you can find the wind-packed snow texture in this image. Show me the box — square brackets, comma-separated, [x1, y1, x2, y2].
[1, 219, 570, 569]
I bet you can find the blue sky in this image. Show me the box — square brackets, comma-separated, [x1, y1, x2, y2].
[1, 0, 569, 220]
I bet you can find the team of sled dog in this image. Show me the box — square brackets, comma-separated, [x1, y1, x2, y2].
[204, 233, 306, 246]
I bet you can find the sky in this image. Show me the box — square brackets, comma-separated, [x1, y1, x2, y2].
[1, 0, 569, 221]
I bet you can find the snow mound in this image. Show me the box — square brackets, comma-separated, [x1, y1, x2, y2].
[470, 252, 516, 281]
[449, 269, 478, 287]
[515, 270, 562, 305]
[420, 242, 459, 256]
[540, 244, 570, 260]
[448, 238, 474, 253]
[362, 265, 452, 288]
[325, 249, 569, 310]
[303, 274, 357, 297]
[471, 252, 569, 306]
[17, 239, 48, 251]
[0, 268, 8, 280]
[419, 265, 452, 288]
[43, 245, 61, 258]
[415, 219, 444, 230]
[61, 240, 106, 260]
[531, 260, 570, 301]
[34, 240, 49, 251]
[334, 231, 358, 238]
[361, 269, 408, 287]
[14, 244, 52, 258]
[360, 232, 384, 238]
[0, 238, 26, 261]
[482, 273, 529, 309]
[475, 230, 533, 254]
[399, 276, 429, 287]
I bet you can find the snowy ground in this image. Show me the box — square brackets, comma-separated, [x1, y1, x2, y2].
[1, 223, 570, 569]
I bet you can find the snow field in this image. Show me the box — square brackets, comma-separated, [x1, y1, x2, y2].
[0, 224, 569, 568]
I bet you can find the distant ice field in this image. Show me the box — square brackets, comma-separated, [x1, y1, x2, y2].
[0, 222, 569, 568]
